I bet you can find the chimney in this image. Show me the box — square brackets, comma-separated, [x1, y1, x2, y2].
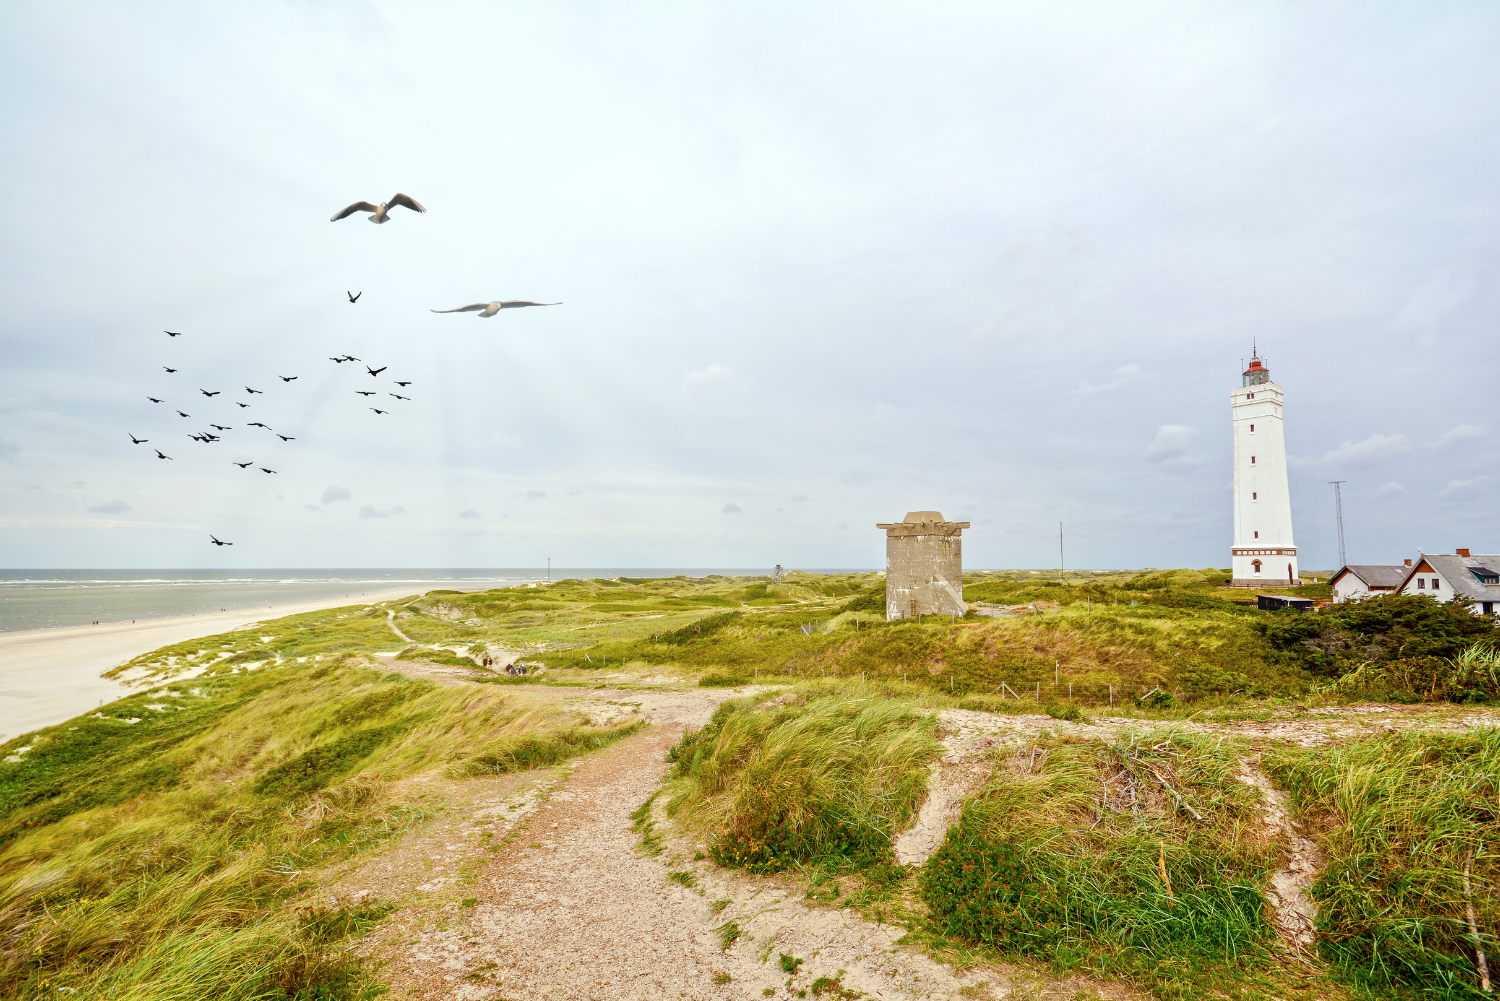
[1457, 548, 1472, 557]
[1404, 558, 1412, 566]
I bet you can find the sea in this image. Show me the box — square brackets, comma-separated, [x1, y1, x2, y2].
[0, 569, 779, 633]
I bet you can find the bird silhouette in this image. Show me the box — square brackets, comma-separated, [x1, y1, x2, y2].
[200, 389, 220, 398]
[276, 434, 295, 441]
[245, 386, 263, 395]
[278, 375, 297, 382]
[356, 391, 375, 396]
[260, 468, 278, 474]
[176, 410, 190, 418]
[188, 434, 205, 442]
[431, 300, 561, 317]
[394, 381, 412, 386]
[164, 330, 183, 337]
[247, 422, 271, 429]
[370, 408, 388, 415]
[233, 461, 253, 468]
[163, 367, 177, 373]
[203, 433, 220, 441]
[129, 434, 148, 444]
[329, 356, 347, 363]
[235, 402, 250, 408]
[347, 291, 361, 303]
[342, 355, 361, 362]
[210, 424, 231, 431]
[147, 397, 163, 403]
[390, 394, 410, 400]
[210, 535, 232, 546]
[330, 194, 425, 224]
[155, 450, 172, 460]
[365, 365, 386, 377]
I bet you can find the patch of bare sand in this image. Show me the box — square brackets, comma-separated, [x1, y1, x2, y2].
[1235, 756, 1326, 955]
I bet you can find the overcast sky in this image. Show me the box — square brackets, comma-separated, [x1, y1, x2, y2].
[1, 2, 1495, 571]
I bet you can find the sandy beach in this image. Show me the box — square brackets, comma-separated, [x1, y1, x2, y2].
[0, 587, 423, 743]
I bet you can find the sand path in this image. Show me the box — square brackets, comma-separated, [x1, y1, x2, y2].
[0, 587, 419, 741]
[339, 685, 1132, 1001]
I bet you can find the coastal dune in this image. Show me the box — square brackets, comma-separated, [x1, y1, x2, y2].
[0, 587, 420, 742]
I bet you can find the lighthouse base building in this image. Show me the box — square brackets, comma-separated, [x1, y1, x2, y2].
[1230, 349, 1301, 588]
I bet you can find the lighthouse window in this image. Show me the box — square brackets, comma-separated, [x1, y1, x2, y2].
[1252, 492, 1257, 500]
[1249, 425, 1255, 432]
[1247, 393, 1255, 399]
[1251, 456, 1256, 464]
[1254, 531, 1259, 539]
[1252, 559, 1263, 574]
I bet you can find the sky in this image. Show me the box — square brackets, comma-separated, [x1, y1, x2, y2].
[1, 2, 1495, 571]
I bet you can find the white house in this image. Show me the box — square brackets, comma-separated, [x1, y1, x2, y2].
[1330, 562, 1411, 603]
[1230, 349, 1300, 586]
[1396, 549, 1500, 617]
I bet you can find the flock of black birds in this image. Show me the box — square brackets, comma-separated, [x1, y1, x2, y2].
[129, 192, 561, 547]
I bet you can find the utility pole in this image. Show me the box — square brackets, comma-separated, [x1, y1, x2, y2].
[1059, 521, 1065, 579]
[1328, 482, 1347, 568]
[547, 556, 551, 581]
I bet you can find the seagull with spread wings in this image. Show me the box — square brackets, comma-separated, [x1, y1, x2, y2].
[165, 330, 182, 337]
[430, 300, 561, 318]
[329, 194, 425, 224]
[210, 535, 232, 546]
[129, 434, 148, 444]
[155, 450, 172, 460]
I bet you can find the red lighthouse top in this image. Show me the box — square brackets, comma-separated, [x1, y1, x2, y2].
[1242, 344, 1270, 386]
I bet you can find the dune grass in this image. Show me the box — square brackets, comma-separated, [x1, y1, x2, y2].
[1267, 730, 1500, 999]
[0, 656, 643, 999]
[664, 683, 941, 878]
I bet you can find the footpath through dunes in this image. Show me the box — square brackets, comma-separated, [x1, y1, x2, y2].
[330, 683, 1135, 1001]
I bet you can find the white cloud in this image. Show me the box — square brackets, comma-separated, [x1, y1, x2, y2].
[304, 504, 322, 513]
[322, 485, 352, 504]
[87, 499, 131, 514]
[723, 502, 743, 514]
[391, 506, 406, 516]
[1376, 481, 1406, 496]
[460, 509, 481, 518]
[1144, 425, 1197, 464]
[1438, 476, 1489, 501]
[1426, 424, 1487, 448]
[358, 505, 388, 519]
[1076, 364, 1140, 395]
[1317, 433, 1411, 469]
[525, 490, 546, 499]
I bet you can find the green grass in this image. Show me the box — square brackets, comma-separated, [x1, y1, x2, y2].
[664, 684, 940, 876]
[1267, 730, 1500, 999]
[920, 727, 1277, 999]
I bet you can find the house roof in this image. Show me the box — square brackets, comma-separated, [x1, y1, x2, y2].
[1332, 564, 1409, 589]
[1402, 553, 1500, 603]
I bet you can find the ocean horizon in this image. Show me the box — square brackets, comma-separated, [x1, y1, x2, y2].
[0, 568, 867, 633]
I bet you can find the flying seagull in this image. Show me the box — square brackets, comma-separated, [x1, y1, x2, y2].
[260, 468, 278, 474]
[165, 330, 183, 337]
[342, 355, 361, 362]
[278, 375, 297, 382]
[390, 394, 410, 400]
[176, 410, 190, 418]
[200, 389, 220, 398]
[188, 434, 205, 442]
[210, 424, 231, 430]
[155, 450, 172, 460]
[163, 367, 177, 373]
[276, 434, 295, 441]
[430, 300, 561, 317]
[395, 381, 412, 387]
[347, 291, 361, 303]
[365, 365, 386, 377]
[210, 535, 232, 546]
[329, 193, 425, 224]
[247, 422, 271, 429]
[329, 356, 346, 363]
[370, 408, 387, 415]
[129, 434, 148, 444]
[245, 386, 263, 395]
[235, 402, 250, 408]
[356, 391, 375, 396]
[233, 461, 253, 468]
[147, 397, 163, 403]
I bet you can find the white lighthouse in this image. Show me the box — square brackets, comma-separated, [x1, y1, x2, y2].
[1230, 348, 1301, 587]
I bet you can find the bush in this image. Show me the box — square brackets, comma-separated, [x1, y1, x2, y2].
[838, 585, 886, 614]
[1258, 593, 1495, 680]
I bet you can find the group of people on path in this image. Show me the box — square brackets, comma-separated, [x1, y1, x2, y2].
[478, 653, 534, 676]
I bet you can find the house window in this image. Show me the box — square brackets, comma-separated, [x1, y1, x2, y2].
[1432, 578, 1440, 590]
[1252, 559, 1263, 574]
[1417, 579, 1425, 589]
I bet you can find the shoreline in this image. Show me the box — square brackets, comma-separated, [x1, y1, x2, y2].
[0, 587, 430, 743]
